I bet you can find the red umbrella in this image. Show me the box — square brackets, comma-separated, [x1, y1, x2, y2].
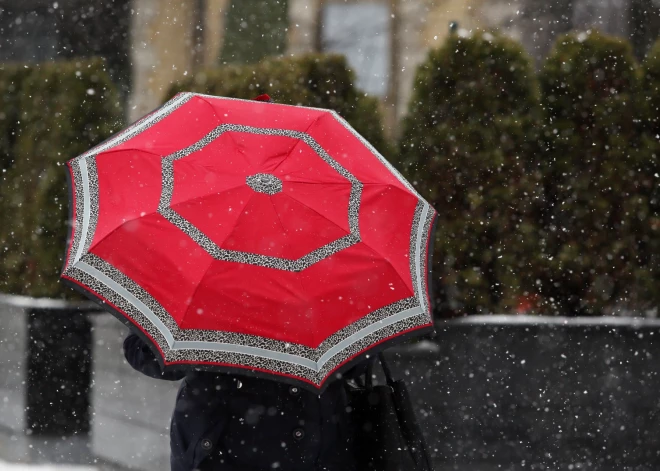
[61, 93, 437, 390]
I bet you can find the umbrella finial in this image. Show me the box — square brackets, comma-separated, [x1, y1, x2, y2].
[254, 94, 273, 103]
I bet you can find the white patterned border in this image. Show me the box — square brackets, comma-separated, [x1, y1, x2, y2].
[62, 199, 432, 386]
[157, 124, 363, 271]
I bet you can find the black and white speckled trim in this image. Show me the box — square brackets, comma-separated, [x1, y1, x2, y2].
[68, 163, 85, 269]
[73, 93, 193, 162]
[80, 158, 100, 257]
[316, 312, 431, 382]
[157, 124, 363, 272]
[246, 173, 283, 195]
[420, 204, 436, 318]
[63, 263, 173, 354]
[160, 206, 360, 272]
[195, 93, 330, 114]
[62, 257, 428, 385]
[62, 196, 433, 386]
[63, 199, 434, 387]
[329, 110, 422, 200]
[162, 311, 432, 385]
[409, 201, 424, 308]
[314, 297, 418, 358]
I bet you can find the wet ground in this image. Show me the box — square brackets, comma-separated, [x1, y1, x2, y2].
[0, 427, 652, 471]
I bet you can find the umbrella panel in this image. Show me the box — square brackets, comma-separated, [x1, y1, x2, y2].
[177, 242, 414, 346]
[170, 131, 354, 259]
[110, 97, 221, 156]
[219, 192, 350, 259]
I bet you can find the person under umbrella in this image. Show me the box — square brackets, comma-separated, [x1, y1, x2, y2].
[120, 93, 370, 471]
[61, 92, 437, 470]
[124, 332, 369, 471]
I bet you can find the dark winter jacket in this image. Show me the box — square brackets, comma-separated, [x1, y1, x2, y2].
[123, 334, 363, 471]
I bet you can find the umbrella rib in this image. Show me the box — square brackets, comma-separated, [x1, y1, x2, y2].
[278, 193, 351, 235]
[351, 186, 422, 299]
[214, 192, 256, 248]
[197, 96, 225, 127]
[270, 113, 326, 174]
[94, 148, 164, 159]
[283, 184, 419, 300]
[266, 139, 302, 172]
[177, 258, 218, 337]
[86, 184, 249, 254]
[86, 213, 158, 254]
[353, 237, 416, 300]
[169, 181, 249, 209]
[224, 131, 253, 170]
[196, 97, 254, 170]
[269, 197, 288, 235]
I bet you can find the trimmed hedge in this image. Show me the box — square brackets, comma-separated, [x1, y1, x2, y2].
[536, 31, 655, 315]
[0, 59, 121, 298]
[399, 32, 542, 315]
[2, 36, 656, 316]
[641, 39, 660, 306]
[642, 39, 660, 134]
[220, 0, 289, 65]
[168, 53, 392, 158]
[0, 65, 32, 173]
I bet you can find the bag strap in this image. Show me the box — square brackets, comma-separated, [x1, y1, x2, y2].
[346, 353, 394, 390]
[378, 353, 395, 387]
[364, 356, 375, 389]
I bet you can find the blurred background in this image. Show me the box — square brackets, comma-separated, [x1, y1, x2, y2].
[0, 0, 659, 470]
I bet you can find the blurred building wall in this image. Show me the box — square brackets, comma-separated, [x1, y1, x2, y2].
[128, 0, 196, 122]
[121, 0, 660, 125]
[288, 0, 323, 55]
[127, 0, 228, 123]
[2, 0, 656, 125]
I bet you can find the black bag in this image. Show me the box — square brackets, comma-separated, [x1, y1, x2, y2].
[345, 353, 434, 471]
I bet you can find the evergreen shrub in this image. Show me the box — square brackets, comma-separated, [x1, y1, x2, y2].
[640, 39, 660, 306]
[538, 30, 655, 314]
[399, 32, 541, 315]
[0, 64, 32, 173]
[0, 59, 121, 298]
[219, 0, 289, 65]
[642, 39, 660, 134]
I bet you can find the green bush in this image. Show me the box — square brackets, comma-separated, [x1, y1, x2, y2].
[220, 0, 289, 65]
[642, 40, 660, 133]
[168, 53, 392, 158]
[0, 64, 32, 173]
[399, 32, 542, 315]
[537, 30, 655, 314]
[0, 59, 122, 298]
[640, 39, 660, 307]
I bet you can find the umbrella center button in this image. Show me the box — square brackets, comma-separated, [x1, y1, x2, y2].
[246, 173, 283, 195]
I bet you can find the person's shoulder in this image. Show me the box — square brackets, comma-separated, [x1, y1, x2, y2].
[123, 333, 149, 353]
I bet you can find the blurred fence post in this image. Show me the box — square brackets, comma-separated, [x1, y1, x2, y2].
[0, 294, 100, 436]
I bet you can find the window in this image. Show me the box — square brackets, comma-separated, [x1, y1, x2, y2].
[321, 2, 391, 97]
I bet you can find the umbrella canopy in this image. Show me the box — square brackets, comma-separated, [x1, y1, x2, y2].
[61, 92, 437, 390]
